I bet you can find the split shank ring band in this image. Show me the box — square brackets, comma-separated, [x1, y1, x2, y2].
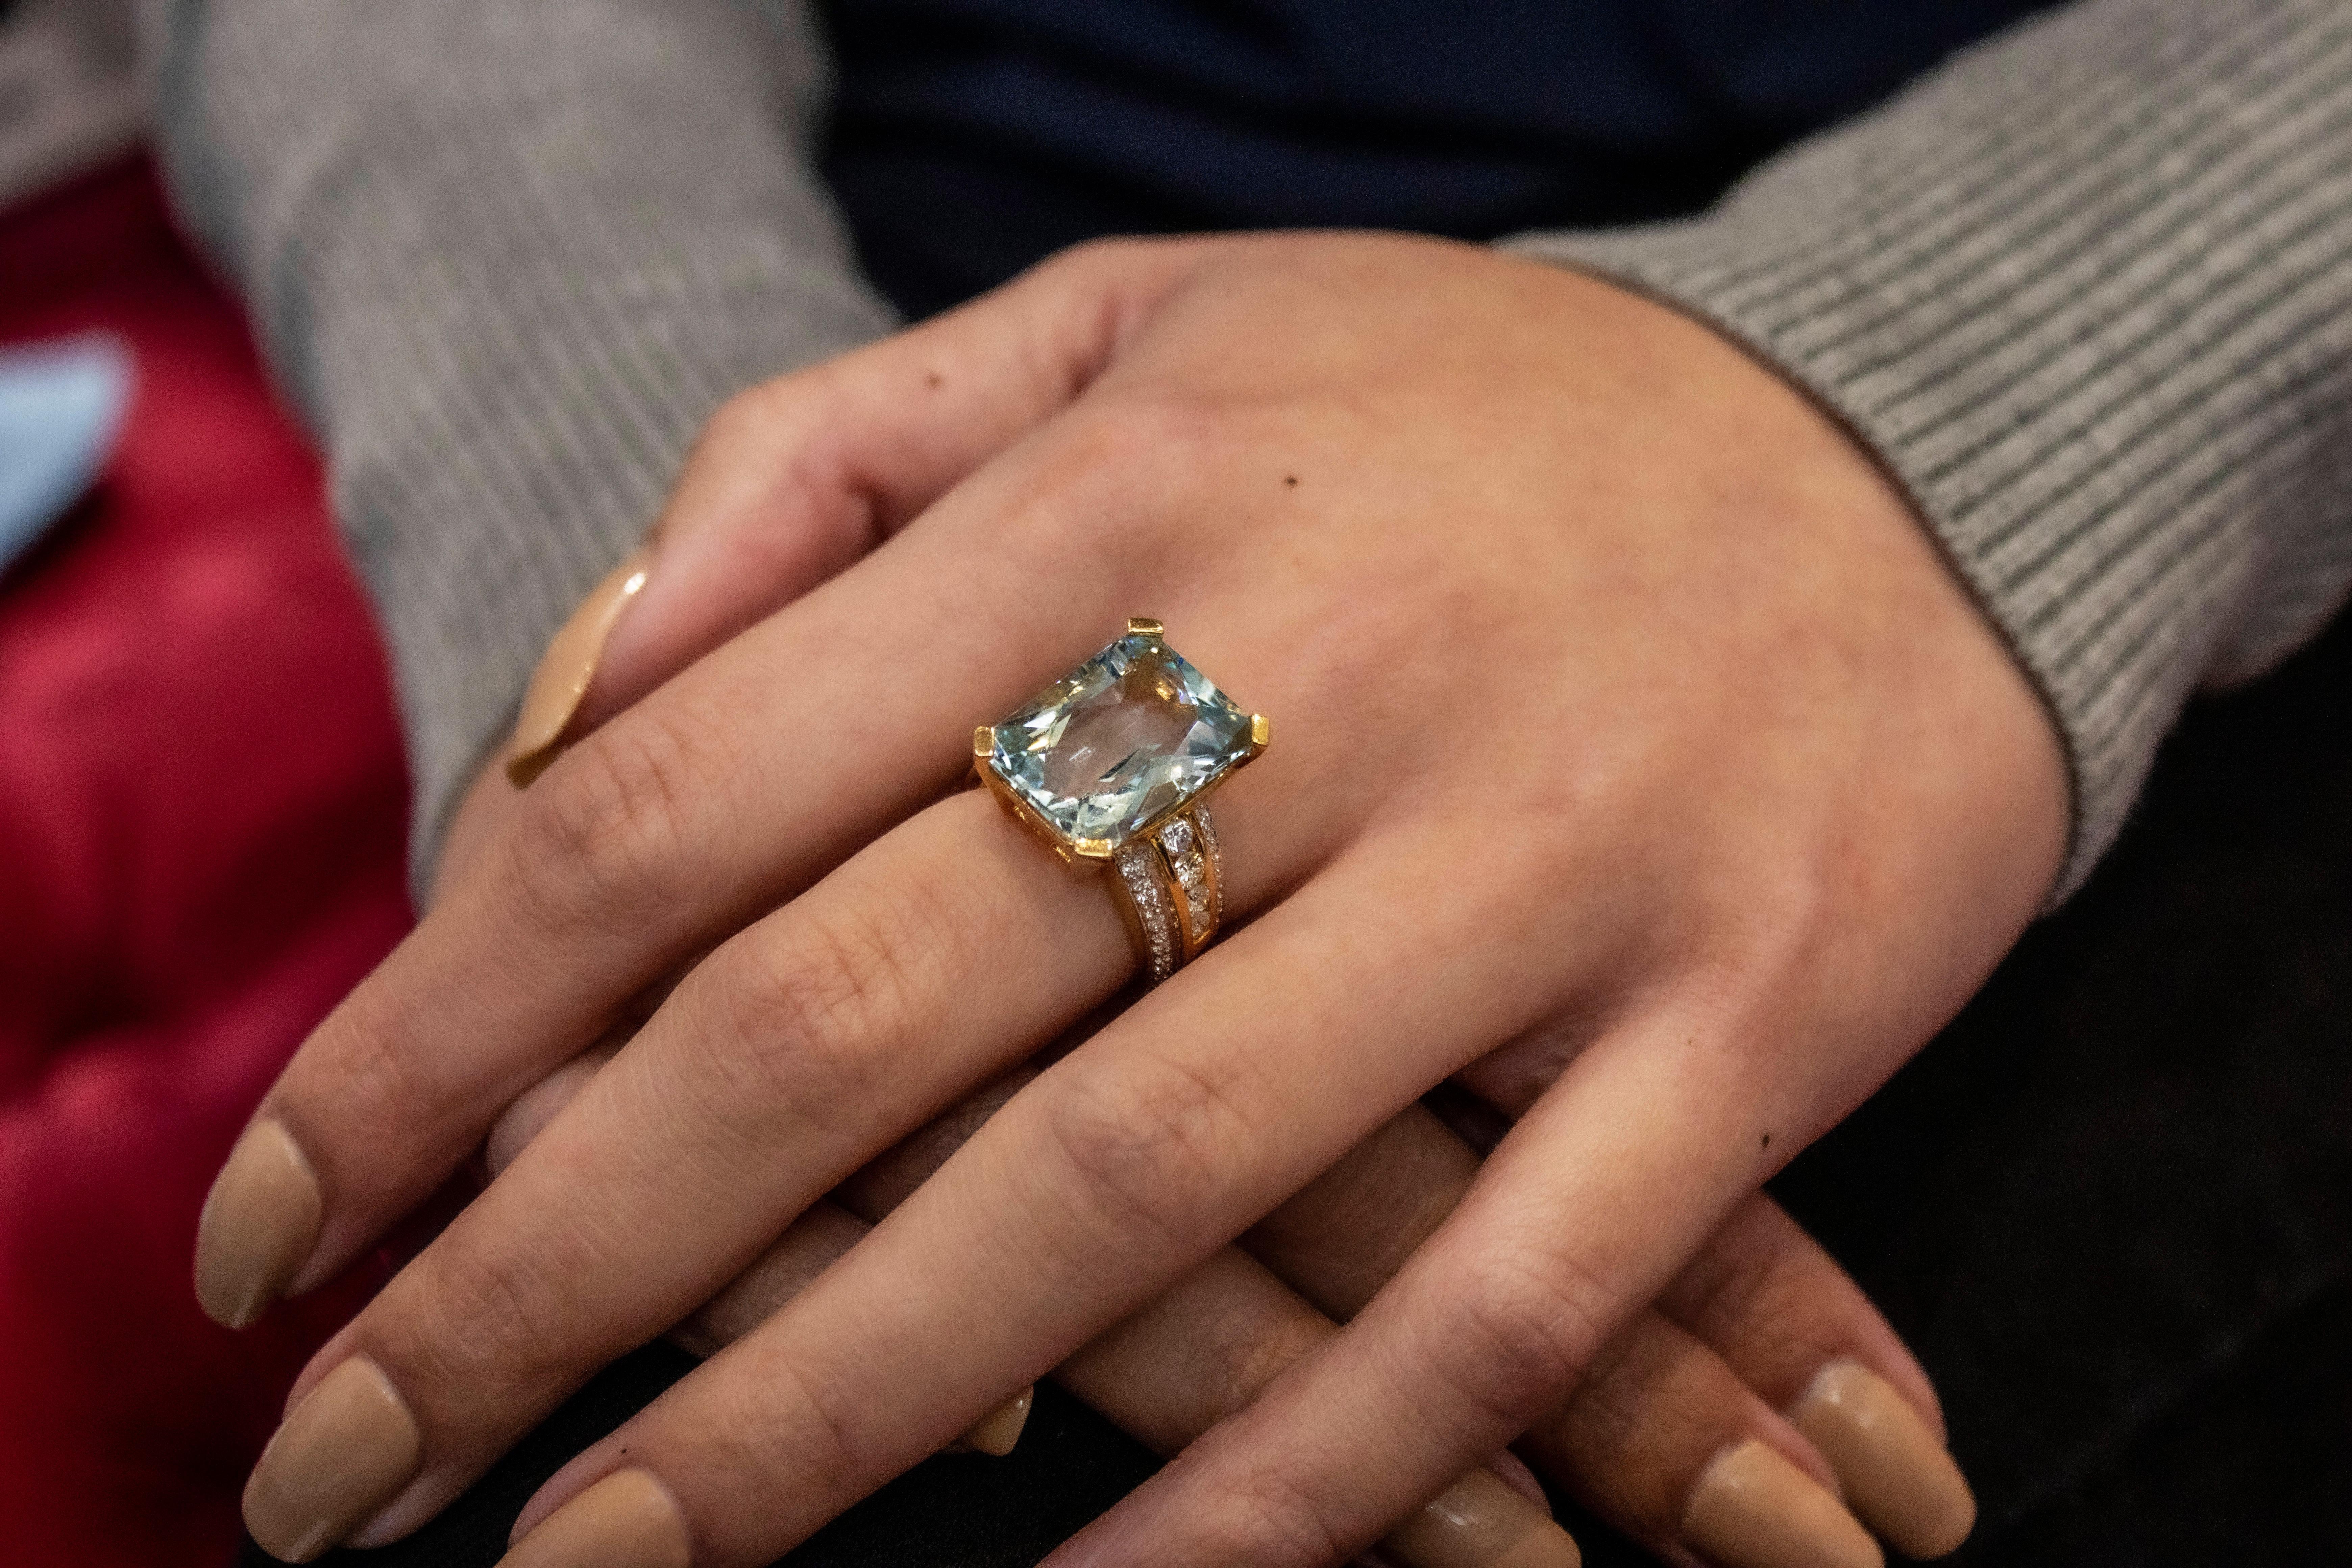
[975, 618, 1271, 984]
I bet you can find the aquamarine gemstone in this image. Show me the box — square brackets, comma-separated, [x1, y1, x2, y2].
[989, 632, 1253, 847]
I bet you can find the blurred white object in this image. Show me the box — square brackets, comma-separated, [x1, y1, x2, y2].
[0, 0, 143, 209]
[0, 332, 134, 572]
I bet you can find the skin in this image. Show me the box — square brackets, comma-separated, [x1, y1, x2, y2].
[243, 234, 2067, 1565]
[475, 1049, 1938, 1567]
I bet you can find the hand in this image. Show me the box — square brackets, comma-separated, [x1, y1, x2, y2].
[201, 232, 2063, 1565]
[487, 1043, 1973, 1568]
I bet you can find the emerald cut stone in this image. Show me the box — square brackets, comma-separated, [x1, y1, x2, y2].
[989, 632, 1253, 848]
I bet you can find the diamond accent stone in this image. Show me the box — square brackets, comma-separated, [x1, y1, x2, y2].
[1158, 818, 1194, 856]
[1171, 851, 1201, 886]
[1196, 806, 1223, 928]
[1117, 843, 1176, 980]
[989, 633, 1252, 849]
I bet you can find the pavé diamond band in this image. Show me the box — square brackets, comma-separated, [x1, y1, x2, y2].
[974, 618, 1269, 984]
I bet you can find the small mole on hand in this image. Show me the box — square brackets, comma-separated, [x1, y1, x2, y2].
[1283, 474, 1298, 487]
[1761, 1132, 1771, 1149]
[926, 372, 944, 388]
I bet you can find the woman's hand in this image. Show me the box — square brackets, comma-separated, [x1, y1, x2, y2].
[201, 233, 2063, 1566]
[484, 1047, 1972, 1568]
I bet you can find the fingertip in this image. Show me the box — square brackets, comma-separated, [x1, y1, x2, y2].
[1791, 1361, 1975, 1560]
[194, 1120, 322, 1330]
[500, 1469, 691, 1568]
[956, 1385, 1035, 1456]
[1682, 1440, 1880, 1568]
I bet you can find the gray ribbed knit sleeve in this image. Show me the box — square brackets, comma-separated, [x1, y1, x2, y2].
[1515, 0, 2352, 898]
[142, 0, 896, 886]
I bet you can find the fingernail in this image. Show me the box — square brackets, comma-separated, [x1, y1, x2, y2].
[194, 1119, 322, 1329]
[500, 1470, 691, 1568]
[507, 545, 653, 787]
[946, 1385, 1035, 1456]
[1791, 1361, 1975, 1559]
[242, 1357, 422, 1562]
[1683, 1440, 1881, 1568]
[1381, 1466, 1581, 1568]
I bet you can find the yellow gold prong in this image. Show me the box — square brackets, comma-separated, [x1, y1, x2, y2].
[1127, 617, 1165, 638]
[1074, 838, 1117, 861]
[973, 725, 995, 759]
[1250, 713, 1273, 750]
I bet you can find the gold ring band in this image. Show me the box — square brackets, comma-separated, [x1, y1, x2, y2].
[974, 618, 1267, 986]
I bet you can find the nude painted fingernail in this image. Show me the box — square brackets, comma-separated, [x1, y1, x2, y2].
[1684, 1440, 1881, 1568]
[500, 1470, 691, 1568]
[1792, 1361, 1975, 1559]
[1381, 1466, 1581, 1568]
[242, 1357, 422, 1562]
[507, 545, 653, 787]
[946, 1385, 1035, 1456]
[194, 1119, 322, 1329]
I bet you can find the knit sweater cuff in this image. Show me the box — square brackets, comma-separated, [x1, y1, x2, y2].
[147, 0, 897, 893]
[1512, 0, 2352, 900]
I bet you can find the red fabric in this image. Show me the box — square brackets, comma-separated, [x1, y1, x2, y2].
[0, 161, 413, 1567]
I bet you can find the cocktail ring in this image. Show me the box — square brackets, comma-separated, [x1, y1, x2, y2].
[975, 618, 1271, 984]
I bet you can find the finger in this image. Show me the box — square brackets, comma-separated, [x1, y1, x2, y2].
[1061, 1248, 1578, 1568]
[502, 847, 1590, 1566]
[1659, 1198, 1975, 1560]
[481, 1036, 622, 1180]
[1245, 1109, 1890, 1567]
[1042, 1002, 1788, 1568]
[196, 240, 1216, 1329]
[1519, 1313, 1877, 1568]
[1243, 1101, 1487, 1320]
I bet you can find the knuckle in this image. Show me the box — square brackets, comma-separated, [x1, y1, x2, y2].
[1203, 1464, 1353, 1568]
[684, 880, 956, 1141]
[296, 990, 438, 1156]
[515, 705, 722, 922]
[702, 376, 802, 454]
[400, 1237, 592, 1397]
[999, 397, 1233, 578]
[1187, 1314, 1328, 1427]
[1544, 1324, 1734, 1534]
[1680, 1202, 1846, 1361]
[1038, 234, 1155, 288]
[1032, 1051, 1255, 1265]
[1434, 1246, 1618, 1430]
[705, 1350, 874, 1489]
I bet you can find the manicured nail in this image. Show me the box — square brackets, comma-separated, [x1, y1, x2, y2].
[194, 1119, 322, 1329]
[507, 545, 653, 787]
[500, 1470, 691, 1568]
[1381, 1466, 1581, 1568]
[243, 1357, 422, 1562]
[1791, 1361, 1975, 1559]
[946, 1385, 1035, 1456]
[1684, 1440, 1881, 1568]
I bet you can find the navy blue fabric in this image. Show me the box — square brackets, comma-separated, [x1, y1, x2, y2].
[819, 0, 2062, 318]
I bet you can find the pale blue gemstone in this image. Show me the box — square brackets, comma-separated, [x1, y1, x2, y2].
[990, 633, 1252, 847]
